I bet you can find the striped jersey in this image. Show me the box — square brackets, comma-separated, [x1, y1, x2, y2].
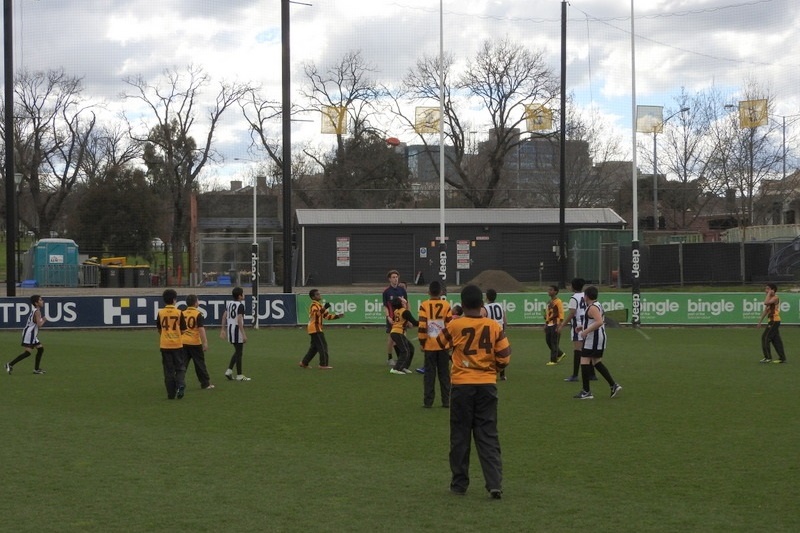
[307, 300, 340, 334]
[21, 307, 42, 346]
[568, 291, 587, 331]
[545, 297, 564, 326]
[224, 300, 247, 343]
[766, 296, 781, 322]
[157, 305, 186, 349]
[181, 306, 206, 346]
[437, 315, 511, 385]
[582, 301, 607, 351]
[391, 307, 417, 335]
[418, 297, 452, 351]
[483, 302, 505, 329]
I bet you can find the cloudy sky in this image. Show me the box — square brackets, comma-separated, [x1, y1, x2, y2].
[6, 0, 800, 183]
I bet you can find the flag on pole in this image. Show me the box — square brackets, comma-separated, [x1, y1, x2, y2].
[414, 107, 440, 133]
[738, 99, 768, 129]
[525, 104, 553, 131]
[321, 106, 347, 134]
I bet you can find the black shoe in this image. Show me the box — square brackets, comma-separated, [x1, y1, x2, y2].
[489, 489, 502, 500]
[450, 486, 467, 496]
[176, 385, 185, 399]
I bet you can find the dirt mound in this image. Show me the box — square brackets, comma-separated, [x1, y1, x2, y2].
[464, 270, 528, 293]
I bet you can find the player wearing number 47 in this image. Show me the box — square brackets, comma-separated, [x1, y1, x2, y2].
[299, 289, 344, 369]
[156, 289, 187, 400]
[417, 280, 453, 408]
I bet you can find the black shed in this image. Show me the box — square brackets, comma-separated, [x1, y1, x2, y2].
[296, 208, 626, 286]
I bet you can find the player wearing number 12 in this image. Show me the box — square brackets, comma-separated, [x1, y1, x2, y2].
[417, 280, 452, 408]
[436, 284, 511, 499]
[156, 288, 187, 400]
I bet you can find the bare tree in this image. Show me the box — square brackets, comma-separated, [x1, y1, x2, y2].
[2, 68, 97, 238]
[704, 81, 783, 227]
[300, 51, 410, 208]
[122, 65, 251, 278]
[643, 88, 719, 230]
[396, 38, 559, 208]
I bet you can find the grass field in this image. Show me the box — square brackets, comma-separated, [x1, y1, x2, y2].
[1, 325, 797, 532]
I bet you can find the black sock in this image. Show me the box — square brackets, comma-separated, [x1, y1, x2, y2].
[594, 361, 615, 387]
[10, 351, 31, 366]
[572, 350, 581, 376]
[580, 363, 592, 393]
[34, 347, 44, 370]
[387, 353, 393, 360]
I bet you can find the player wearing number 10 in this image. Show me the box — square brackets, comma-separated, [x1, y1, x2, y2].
[436, 284, 511, 499]
[156, 288, 187, 400]
[182, 294, 213, 389]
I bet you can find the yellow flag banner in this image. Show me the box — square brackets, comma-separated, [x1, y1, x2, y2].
[414, 107, 440, 133]
[321, 106, 347, 135]
[738, 99, 768, 129]
[525, 104, 553, 131]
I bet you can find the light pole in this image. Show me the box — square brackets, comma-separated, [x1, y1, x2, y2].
[651, 107, 689, 230]
[251, 174, 259, 329]
[4, 0, 17, 297]
[14, 172, 22, 282]
[234, 158, 261, 329]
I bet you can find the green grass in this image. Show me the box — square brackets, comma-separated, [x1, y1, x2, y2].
[1, 326, 797, 532]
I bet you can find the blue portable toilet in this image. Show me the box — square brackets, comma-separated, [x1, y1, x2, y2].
[33, 238, 80, 287]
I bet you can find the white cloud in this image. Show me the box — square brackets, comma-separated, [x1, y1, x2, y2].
[5, 0, 800, 179]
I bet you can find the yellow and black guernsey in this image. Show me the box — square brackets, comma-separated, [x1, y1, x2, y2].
[157, 304, 186, 350]
[437, 315, 511, 385]
[307, 300, 340, 333]
[181, 306, 205, 346]
[418, 298, 452, 351]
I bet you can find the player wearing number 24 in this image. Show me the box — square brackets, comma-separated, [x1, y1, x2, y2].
[435, 284, 511, 500]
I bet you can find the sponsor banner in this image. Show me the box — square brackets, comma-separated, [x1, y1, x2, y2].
[0, 294, 296, 330]
[299, 293, 800, 327]
[1, 292, 795, 328]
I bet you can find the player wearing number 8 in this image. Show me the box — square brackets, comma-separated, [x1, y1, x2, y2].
[436, 284, 511, 499]
[417, 281, 453, 408]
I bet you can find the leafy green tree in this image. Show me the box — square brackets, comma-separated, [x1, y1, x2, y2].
[67, 166, 160, 255]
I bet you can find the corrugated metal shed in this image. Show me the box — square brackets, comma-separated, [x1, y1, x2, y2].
[296, 208, 626, 226]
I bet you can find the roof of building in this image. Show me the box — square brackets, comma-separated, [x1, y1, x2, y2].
[296, 208, 626, 226]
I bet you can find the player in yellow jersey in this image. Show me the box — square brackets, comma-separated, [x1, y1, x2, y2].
[758, 283, 787, 364]
[388, 296, 419, 375]
[544, 285, 566, 365]
[417, 280, 452, 407]
[436, 284, 510, 499]
[299, 289, 344, 369]
[156, 288, 187, 400]
[182, 294, 213, 389]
